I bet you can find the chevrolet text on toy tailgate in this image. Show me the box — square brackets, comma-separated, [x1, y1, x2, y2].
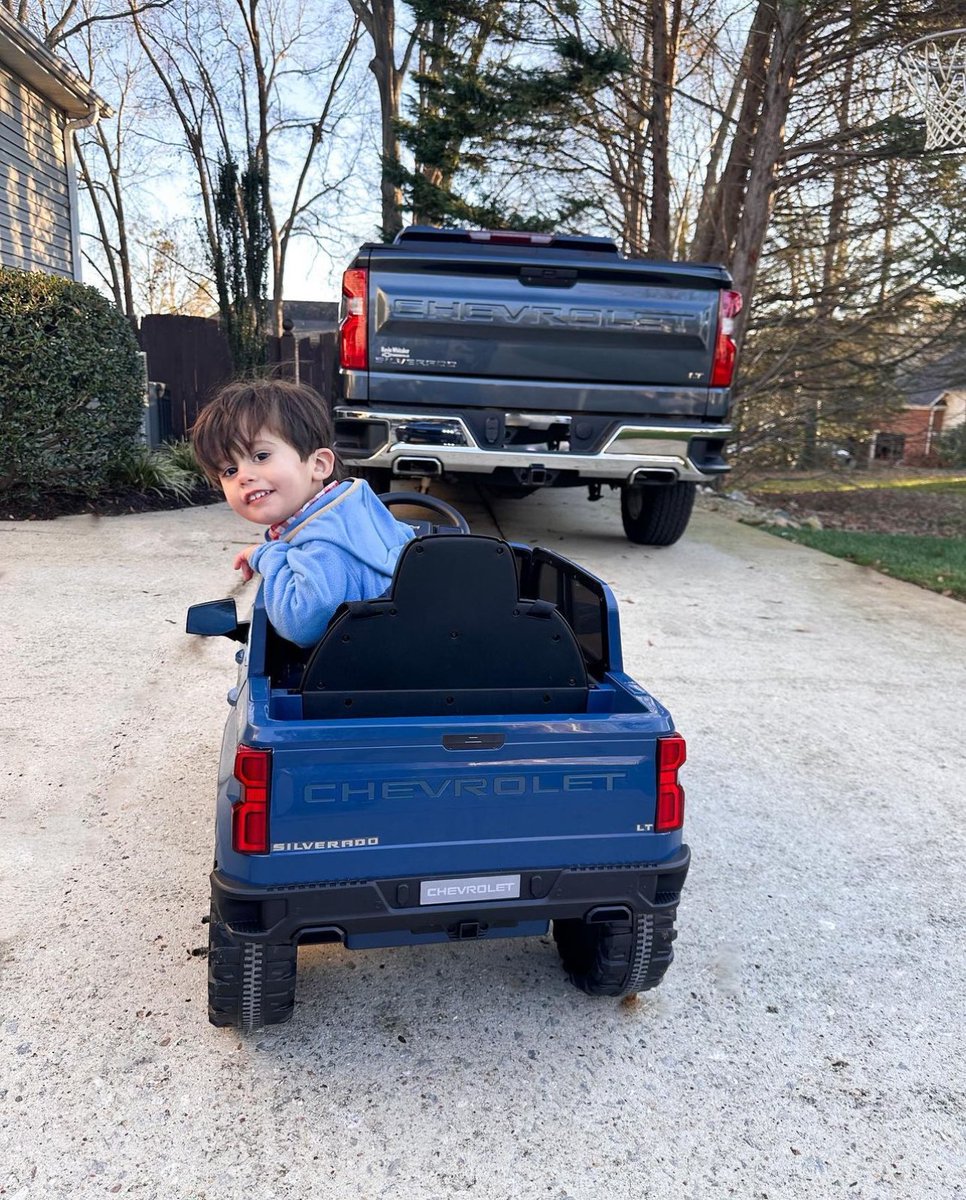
[334, 225, 740, 546]
[188, 488, 691, 1031]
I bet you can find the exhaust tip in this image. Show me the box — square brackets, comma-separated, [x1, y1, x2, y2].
[393, 456, 443, 476]
[629, 468, 678, 486]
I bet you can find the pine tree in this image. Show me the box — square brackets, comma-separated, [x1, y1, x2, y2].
[211, 153, 270, 375]
[395, 0, 629, 229]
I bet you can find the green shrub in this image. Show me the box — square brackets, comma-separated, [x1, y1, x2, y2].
[0, 268, 144, 500]
[163, 438, 208, 482]
[106, 444, 199, 501]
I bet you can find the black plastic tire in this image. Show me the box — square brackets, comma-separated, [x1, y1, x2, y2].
[620, 481, 696, 546]
[553, 910, 676, 997]
[207, 911, 297, 1031]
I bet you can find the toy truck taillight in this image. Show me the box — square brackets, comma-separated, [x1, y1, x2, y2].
[232, 747, 271, 853]
[656, 734, 686, 832]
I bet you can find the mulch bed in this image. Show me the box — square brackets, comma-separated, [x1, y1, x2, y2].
[2, 484, 222, 522]
[746, 486, 966, 539]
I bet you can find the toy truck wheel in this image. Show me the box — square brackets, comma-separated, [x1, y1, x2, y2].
[620, 481, 696, 546]
[207, 911, 297, 1031]
[553, 910, 676, 997]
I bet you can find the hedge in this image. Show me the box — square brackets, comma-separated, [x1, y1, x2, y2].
[0, 268, 144, 500]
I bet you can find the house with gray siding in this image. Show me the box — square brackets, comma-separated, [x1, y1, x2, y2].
[0, 9, 109, 280]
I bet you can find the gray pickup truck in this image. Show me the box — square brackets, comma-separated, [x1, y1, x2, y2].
[334, 226, 740, 545]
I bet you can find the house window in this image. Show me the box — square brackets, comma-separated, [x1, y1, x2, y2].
[873, 432, 905, 462]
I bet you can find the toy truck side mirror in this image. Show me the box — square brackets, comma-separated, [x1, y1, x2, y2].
[186, 599, 250, 643]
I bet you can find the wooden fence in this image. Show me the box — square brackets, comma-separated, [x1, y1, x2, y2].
[138, 314, 339, 441]
[264, 326, 339, 401]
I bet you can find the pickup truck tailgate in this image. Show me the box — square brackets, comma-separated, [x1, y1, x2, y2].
[365, 245, 729, 388]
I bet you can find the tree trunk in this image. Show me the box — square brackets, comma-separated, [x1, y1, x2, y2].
[730, 3, 805, 355]
[647, 0, 672, 257]
[351, 0, 407, 241]
[691, 0, 775, 265]
[799, 7, 855, 469]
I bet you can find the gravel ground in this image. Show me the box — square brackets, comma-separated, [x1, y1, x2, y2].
[1, 487, 964, 1200]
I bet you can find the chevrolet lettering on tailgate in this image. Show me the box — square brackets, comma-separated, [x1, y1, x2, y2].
[304, 771, 628, 804]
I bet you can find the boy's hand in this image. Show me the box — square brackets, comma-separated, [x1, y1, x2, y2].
[233, 545, 260, 582]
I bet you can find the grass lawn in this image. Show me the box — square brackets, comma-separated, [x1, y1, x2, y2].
[746, 470, 966, 496]
[765, 526, 966, 600]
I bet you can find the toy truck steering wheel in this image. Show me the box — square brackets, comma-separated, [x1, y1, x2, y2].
[377, 491, 471, 535]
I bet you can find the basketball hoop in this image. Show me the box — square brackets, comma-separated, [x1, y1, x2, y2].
[898, 28, 966, 152]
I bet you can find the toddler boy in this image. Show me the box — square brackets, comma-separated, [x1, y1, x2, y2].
[192, 378, 414, 647]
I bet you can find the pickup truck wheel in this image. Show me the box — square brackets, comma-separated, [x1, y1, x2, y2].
[620, 481, 696, 546]
[553, 910, 676, 997]
[207, 911, 297, 1031]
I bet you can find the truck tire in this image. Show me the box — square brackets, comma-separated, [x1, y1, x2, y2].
[207, 911, 297, 1031]
[553, 910, 676, 997]
[620, 481, 696, 546]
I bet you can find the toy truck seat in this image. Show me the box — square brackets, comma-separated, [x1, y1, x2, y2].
[299, 534, 588, 718]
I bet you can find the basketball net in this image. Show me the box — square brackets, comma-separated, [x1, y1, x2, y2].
[899, 29, 966, 152]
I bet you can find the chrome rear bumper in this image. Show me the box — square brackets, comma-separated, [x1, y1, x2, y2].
[334, 408, 730, 484]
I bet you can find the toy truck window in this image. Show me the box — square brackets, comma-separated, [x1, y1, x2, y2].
[526, 550, 610, 679]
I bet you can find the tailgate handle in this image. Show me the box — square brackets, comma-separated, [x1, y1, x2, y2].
[519, 267, 577, 288]
[442, 733, 505, 751]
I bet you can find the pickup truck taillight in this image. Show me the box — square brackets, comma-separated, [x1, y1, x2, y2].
[340, 268, 368, 370]
[232, 747, 271, 853]
[655, 734, 686, 832]
[710, 290, 742, 388]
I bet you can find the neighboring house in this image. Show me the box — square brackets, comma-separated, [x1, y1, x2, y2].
[0, 9, 110, 280]
[872, 349, 966, 464]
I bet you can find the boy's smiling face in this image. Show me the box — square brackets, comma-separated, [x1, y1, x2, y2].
[218, 427, 336, 527]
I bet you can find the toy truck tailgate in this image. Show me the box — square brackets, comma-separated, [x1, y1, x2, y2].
[249, 716, 677, 887]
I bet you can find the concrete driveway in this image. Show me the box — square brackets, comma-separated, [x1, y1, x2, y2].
[1, 487, 964, 1199]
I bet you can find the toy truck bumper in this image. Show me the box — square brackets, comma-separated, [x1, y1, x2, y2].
[210, 846, 690, 948]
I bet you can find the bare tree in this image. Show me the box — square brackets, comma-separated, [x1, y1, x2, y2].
[3, 0, 172, 47]
[544, 0, 727, 256]
[731, 2, 966, 469]
[128, 0, 363, 332]
[9, 2, 166, 321]
[346, 0, 422, 240]
[139, 222, 215, 315]
[62, 12, 151, 320]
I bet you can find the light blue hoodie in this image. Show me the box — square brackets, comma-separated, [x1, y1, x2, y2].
[248, 478, 415, 647]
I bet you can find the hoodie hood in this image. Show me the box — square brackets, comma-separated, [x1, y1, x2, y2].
[278, 478, 413, 573]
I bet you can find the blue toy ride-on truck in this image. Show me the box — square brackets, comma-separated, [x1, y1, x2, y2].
[187, 493, 690, 1031]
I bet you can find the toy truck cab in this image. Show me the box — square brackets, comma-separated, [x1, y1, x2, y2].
[188, 494, 689, 1031]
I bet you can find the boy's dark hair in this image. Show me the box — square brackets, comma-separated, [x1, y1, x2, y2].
[191, 378, 342, 484]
